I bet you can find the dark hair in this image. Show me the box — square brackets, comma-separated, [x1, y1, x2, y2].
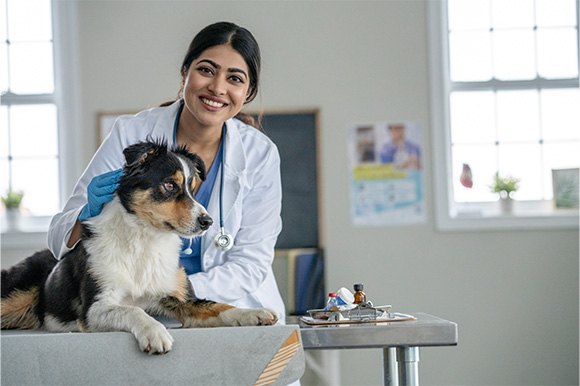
[161, 22, 261, 127]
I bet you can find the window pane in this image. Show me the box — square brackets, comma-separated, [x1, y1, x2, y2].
[0, 106, 7, 158]
[0, 159, 8, 200]
[497, 90, 540, 143]
[492, 30, 536, 80]
[541, 89, 580, 141]
[453, 144, 498, 202]
[448, 0, 491, 31]
[450, 91, 496, 144]
[498, 143, 542, 200]
[9, 42, 54, 94]
[543, 142, 580, 198]
[449, 31, 493, 81]
[491, 0, 534, 29]
[10, 104, 58, 157]
[0, 0, 6, 42]
[537, 28, 579, 79]
[0, 42, 7, 94]
[536, 0, 577, 27]
[11, 157, 59, 215]
[7, 0, 52, 41]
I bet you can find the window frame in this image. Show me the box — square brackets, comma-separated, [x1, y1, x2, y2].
[1, 0, 82, 248]
[427, 0, 579, 231]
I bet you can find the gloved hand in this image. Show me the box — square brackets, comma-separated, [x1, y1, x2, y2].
[78, 168, 124, 222]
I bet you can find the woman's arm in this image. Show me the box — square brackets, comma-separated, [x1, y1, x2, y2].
[48, 120, 128, 259]
[66, 220, 82, 248]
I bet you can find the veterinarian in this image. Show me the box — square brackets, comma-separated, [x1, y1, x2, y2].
[48, 22, 287, 323]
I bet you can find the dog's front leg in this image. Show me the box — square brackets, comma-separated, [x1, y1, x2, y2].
[160, 297, 279, 328]
[86, 300, 174, 355]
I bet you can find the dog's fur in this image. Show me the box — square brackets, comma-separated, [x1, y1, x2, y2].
[1, 140, 278, 354]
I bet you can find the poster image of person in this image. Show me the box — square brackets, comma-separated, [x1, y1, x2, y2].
[355, 126, 376, 163]
[380, 123, 421, 170]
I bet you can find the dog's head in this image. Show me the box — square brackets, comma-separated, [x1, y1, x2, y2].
[117, 140, 213, 237]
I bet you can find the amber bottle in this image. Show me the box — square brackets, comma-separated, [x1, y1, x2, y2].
[353, 283, 366, 304]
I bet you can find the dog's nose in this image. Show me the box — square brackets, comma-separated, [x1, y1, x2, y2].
[198, 214, 213, 231]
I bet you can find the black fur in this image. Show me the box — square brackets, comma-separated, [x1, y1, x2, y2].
[1, 249, 56, 299]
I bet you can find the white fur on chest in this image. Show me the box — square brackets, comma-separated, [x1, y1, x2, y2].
[84, 199, 183, 303]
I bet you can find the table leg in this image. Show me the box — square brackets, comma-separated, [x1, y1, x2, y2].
[396, 346, 420, 386]
[382, 347, 398, 386]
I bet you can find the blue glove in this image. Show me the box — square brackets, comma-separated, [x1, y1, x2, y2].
[78, 168, 124, 222]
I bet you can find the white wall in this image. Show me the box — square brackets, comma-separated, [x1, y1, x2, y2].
[3, 1, 578, 385]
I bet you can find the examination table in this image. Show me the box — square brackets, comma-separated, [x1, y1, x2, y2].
[1, 323, 304, 385]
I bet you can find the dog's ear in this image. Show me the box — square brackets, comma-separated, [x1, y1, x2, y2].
[123, 141, 167, 168]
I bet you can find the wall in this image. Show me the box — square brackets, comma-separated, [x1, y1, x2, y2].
[3, 1, 578, 385]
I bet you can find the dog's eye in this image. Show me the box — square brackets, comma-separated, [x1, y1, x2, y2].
[164, 182, 176, 192]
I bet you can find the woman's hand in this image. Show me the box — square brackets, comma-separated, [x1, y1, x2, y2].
[78, 168, 124, 221]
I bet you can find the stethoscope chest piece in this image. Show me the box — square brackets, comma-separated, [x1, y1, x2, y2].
[214, 228, 234, 252]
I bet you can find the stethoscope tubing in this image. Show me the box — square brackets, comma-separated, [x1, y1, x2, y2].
[174, 102, 234, 252]
[214, 123, 234, 251]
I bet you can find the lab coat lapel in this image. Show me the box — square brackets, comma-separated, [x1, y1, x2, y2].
[221, 119, 245, 221]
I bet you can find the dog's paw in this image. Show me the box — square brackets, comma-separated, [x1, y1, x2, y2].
[220, 307, 279, 327]
[134, 320, 174, 355]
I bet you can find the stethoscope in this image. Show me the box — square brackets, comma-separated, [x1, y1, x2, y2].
[213, 123, 234, 252]
[175, 102, 234, 252]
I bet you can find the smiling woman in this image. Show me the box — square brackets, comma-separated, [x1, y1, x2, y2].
[48, 22, 289, 330]
[161, 22, 261, 130]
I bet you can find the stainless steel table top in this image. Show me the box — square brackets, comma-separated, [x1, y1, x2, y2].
[290, 312, 458, 350]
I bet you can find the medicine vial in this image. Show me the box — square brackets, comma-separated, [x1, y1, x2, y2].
[353, 283, 367, 304]
[324, 293, 340, 310]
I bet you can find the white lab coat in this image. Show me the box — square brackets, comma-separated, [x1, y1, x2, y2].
[48, 100, 286, 321]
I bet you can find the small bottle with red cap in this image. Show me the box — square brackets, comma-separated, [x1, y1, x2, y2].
[324, 293, 340, 310]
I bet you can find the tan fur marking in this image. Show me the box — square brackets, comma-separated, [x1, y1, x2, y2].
[193, 303, 235, 320]
[1, 288, 41, 329]
[131, 189, 195, 232]
[138, 148, 157, 164]
[160, 296, 234, 324]
[176, 302, 234, 322]
[173, 171, 184, 187]
[171, 268, 190, 303]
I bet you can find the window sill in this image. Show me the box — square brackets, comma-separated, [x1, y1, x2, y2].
[1, 215, 51, 249]
[436, 200, 579, 232]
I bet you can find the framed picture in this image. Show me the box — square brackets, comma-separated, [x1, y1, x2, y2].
[97, 111, 138, 145]
[552, 168, 579, 209]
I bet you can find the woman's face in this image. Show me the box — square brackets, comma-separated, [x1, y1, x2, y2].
[181, 44, 251, 132]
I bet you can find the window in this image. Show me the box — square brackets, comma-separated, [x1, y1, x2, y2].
[1, 0, 60, 218]
[428, 0, 579, 230]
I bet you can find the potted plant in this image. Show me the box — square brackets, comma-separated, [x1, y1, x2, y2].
[490, 172, 520, 213]
[2, 189, 24, 230]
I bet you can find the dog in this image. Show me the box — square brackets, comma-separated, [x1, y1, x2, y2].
[1, 140, 278, 354]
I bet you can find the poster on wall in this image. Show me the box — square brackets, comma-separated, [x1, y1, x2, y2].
[348, 121, 426, 226]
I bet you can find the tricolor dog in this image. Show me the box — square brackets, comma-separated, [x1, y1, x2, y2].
[1, 140, 278, 354]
